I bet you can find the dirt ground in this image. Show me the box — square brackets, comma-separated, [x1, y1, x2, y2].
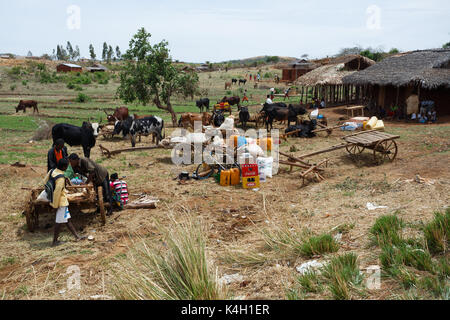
[0, 64, 449, 300]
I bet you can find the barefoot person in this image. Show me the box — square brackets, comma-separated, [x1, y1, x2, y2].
[43, 158, 85, 246]
[69, 153, 114, 216]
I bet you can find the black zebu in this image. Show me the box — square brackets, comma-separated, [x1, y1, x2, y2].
[114, 116, 164, 147]
[196, 98, 210, 113]
[52, 122, 100, 158]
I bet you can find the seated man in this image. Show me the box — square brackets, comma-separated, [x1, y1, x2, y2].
[42, 158, 85, 246]
[47, 139, 68, 173]
[266, 95, 273, 104]
[68, 154, 113, 215]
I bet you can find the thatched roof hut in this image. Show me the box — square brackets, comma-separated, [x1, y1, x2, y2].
[296, 55, 375, 86]
[343, 49, 450, 89]
[292, 55, 375, 106]
[343, 49, 450, 116]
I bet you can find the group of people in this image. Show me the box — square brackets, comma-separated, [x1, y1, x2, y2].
[248, 73, 261, 82]
[45, 140, 128, 246]
[411, 101, 438, 123]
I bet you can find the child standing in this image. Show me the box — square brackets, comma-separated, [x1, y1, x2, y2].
[43, 158, 85, 247]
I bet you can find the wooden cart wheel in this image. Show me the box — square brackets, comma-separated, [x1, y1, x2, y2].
[374, 140, 398, 164]
[97, 186, 106, 226]
[346, 144, 365, 156]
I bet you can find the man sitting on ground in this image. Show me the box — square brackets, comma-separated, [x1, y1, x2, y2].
[43, 159, 85, 246]
[68, 154, 113, 216]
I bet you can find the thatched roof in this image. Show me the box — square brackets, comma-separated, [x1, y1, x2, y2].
[343, 49, 450, 89]
[295, 63, 355, 86]
[294, 55, 375, 86]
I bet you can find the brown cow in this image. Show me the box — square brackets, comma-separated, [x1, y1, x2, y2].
[16, 100, 38, 113]
[225, 82, 232, 90]
[178, 113, 211, 129]
[105, 107, 129, 122]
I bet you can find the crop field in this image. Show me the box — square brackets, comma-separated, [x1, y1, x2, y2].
[0, 60, 448, 300]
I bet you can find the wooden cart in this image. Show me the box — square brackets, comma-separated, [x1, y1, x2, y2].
[100, 125, 116, 139]
[293, 130, 400, 165]
[24, 185, 106, 232]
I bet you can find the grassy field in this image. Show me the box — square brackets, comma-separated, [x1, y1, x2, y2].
[0, 61, 448, 300]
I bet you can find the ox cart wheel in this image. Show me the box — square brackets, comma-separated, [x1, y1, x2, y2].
[346, 144, 365, 157]
[373, 140, 398, 164]
[97, 186, 106, 226]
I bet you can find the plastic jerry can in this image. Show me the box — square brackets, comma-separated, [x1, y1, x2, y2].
[230, 168, 240, 186]
[220, 170, 231, 186]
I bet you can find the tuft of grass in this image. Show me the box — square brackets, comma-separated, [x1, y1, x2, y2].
[111, 218, 226, 300]
[388, 266, 417, 289]
[380, 244, 434, 273]
[418, 276, 450, 299]
[261, 225, 305, 258]
[300, 234, 340, 258]
[322, 253, 363, 300]
[423, 209, 449, 254]
[297, 271, 323, 294]
[220, 247, 270, 268]
[370, 214, 404, 247]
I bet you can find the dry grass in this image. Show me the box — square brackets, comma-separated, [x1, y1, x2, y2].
[110, 215, 227, 300]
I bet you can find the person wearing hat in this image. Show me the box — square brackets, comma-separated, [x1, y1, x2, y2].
[68, 153, 113, 215]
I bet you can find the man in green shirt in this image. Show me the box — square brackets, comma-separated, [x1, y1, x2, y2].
[68, 153, 113, 215]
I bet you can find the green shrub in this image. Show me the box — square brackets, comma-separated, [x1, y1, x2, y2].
[424, 209, 449, 254]
[74, 85, 83, 91]
[76, 93, 90, 103]
[10, 84, 16, 91]
[67, 82, 75, 90]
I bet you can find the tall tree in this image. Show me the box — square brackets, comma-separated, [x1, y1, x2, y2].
[66, 41, 74, 60]
[115, 46, 122, 60]
[117, 28, 199, 126]
[107, 45, 114, 63]
[102, 42, 108, 61]
[74, 45, 81, 61]
[89, 44, 96, 60]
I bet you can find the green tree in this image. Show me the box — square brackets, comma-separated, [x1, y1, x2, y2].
[115, 46, 122, 60]
[89, 44, 96, 60]
[389, 48, 400, 54]
[102, 42, 108, 61]
[74, 45, 81, 61]
[117, 28, 199, 126]
[107, 45, 114, 63]
[443, 42, 450, 49]
[66, 41, 74, 60]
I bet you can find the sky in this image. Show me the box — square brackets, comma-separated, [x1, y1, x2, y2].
[0, 0, 449, 63]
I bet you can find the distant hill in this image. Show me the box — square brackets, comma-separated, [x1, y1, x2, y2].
[217, 56, 298, 67]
